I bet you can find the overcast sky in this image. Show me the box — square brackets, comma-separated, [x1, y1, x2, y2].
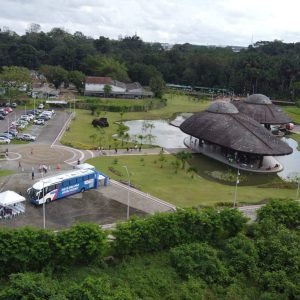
[1, 0, 300, 46]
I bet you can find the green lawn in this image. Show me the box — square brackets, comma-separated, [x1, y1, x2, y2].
[87, 154, 296, 207]
[283, 105, 300, 124]
[61, 94, 210, 149]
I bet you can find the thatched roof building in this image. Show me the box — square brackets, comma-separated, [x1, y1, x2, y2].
[232, 94, 292, 125]
[180, 101, 292, 156]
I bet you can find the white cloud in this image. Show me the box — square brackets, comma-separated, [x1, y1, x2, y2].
[0, 0, 300, 45]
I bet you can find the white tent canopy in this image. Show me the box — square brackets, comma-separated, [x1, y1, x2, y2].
[0, 191, 26, 206]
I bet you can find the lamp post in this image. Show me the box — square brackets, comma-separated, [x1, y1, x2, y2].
[233, 168, 240, 208]
[123, 165, 130, 219]
[296, 175, 300, 201]
[42, 171, 46, 229]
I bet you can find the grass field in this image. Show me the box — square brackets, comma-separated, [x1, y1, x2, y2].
[61, 94, 210, 149]
[87, 154, 297, 207]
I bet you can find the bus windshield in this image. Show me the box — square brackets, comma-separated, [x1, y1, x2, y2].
[28, 188, 41, 200]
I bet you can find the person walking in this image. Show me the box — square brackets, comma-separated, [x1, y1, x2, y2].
[31, 171, 34, 180]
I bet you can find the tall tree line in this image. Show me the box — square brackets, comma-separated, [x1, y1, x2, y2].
[1, 26, 300, 98]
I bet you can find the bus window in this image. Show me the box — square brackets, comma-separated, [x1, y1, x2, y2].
[70, 179, 76, 185]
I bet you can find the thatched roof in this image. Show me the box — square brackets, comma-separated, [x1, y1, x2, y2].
[180, 101, 292, 156]
[233, 94, 292, 125]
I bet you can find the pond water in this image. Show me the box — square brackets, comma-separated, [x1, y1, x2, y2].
[277, 138, 300, 180]
[123, 120, 189, 148]
[124, 119, 300, 181]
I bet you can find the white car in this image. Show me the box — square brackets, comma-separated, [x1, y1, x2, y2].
[38, 104, 44, 109]
[0, 137, 10, 144]
[27, 114, 35, 120]
[20, 115, 31, 122]
[20, 134, 36, 141]
[34, 119, 45, 125]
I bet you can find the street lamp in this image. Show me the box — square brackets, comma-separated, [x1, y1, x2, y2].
[123, 165, 130, 219]
[233, 168, 240, 208]
[296, 175, 300, 201]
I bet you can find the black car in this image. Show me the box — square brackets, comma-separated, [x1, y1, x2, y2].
[0, 115, 4, 120]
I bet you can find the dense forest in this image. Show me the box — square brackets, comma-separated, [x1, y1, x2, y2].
[2, 25, 300, 98]
[0, 199, 299, 299]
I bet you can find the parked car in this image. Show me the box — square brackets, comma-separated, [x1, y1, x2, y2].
[38, 103, 44, 109]
[4, 130, 18, 137]
[0, 133, 13, 139]
[19, 133, 36, 141]
[11, 103, 17, 108]
[34, 119, 45, 125]
[0, 115, 5, 120]
[38, 114, 50, 120]
[27, 114, 35, 120]
[20, 115, 31, 122]
[0, 109, 8, 115]
[4, 107, 13, 113]
[16, 124, 26, 129]
[0, 137, 10, 144]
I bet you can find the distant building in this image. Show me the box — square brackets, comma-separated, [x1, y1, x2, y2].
[84, 76, 153, 98]
[31, 83, 59, 99]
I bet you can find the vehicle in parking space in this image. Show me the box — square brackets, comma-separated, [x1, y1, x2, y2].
[27, 114, 35, 120]
[5, 103, 10, 107]
[0, 137, 10, 144]
[0, 115, 5, 120]
[16, 123, 26, 129]
[11, 103, 17, 108]
[4, 107, 13, 113]
[4, 130, 18, 137]
[20, 115, 31, 122]
[34, 119, 45, 125]
[38, 114, 50, 121]
[0, 109, 8, 115]
[0, 133, 13, 139]
[38, 103, 44, 109]
[18, 133, 36, 141]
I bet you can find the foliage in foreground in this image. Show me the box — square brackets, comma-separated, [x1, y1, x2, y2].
[0, 199, 299, 299]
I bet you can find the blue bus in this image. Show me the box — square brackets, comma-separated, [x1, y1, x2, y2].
[27, 168, 108, 205]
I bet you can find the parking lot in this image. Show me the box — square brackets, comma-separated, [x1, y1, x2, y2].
[0, 108, 70, 145]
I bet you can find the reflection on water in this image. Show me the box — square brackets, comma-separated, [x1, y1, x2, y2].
[277, 138, 300, 180]
[124, 119, 300, 181]
[123, 120, 189, 148]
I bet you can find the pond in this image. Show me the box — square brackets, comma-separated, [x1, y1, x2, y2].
[123, 120, 189, 148]
[124, 119, 300, 181]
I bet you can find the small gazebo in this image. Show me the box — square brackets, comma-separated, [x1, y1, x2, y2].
[232, 94, 292, 129]
[180, 101, 293, 172]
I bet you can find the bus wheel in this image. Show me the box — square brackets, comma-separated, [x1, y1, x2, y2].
[81, 188, 85, 193]
[46, 198, 51, 204]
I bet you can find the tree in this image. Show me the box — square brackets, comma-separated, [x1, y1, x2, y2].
[68, 70, 85, 93]
[256, 199, 300, 229]
[170, 242, 229, 284]
[0, 66, 31, 88]
[39, 65, 68, 89]
[175, 151, 192, 169]
[104, 84, 112, 97]
[149, 75, 166, 98]
[0, 273, 63, 300]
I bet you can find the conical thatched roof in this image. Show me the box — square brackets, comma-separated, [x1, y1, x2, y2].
[233, 94, 292, 125]
[180, 101, 292, 156]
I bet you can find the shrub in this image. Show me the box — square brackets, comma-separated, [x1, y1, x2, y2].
[256, 199, 300, 229]
[54, 223, 107, 265]
[170, 242, 229, 284]
[112, 208, 247, 256]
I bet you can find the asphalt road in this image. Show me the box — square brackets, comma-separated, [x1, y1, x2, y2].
[0, 108, 70, 145]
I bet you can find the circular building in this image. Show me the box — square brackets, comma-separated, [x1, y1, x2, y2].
[180, 101, 293, 172]
[232, 94, 292, 129]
